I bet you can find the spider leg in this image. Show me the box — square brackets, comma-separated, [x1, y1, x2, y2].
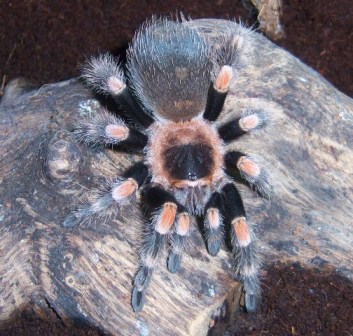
[168, 212, 190, 273]
[203, 65, 233, 122]
[82, 54, 154, 128]
[204, 27, 250, 122]
[224, 151, 272, 199]
[74, 109, 148, 151]
[218, 108, 267, 143]
[204, 192, 224, 256]
[222, 183, 261, 313]
[132, 186, 190, 312]
[61, 162, 149, 228]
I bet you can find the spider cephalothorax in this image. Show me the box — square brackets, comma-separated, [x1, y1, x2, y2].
[147, 119, 223, 188]
[63, 17, 272, 313]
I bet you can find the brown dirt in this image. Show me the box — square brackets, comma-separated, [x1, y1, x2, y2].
[1, 1, 352, 97]
[0, 309, 102, 336]
[280, 0, 353, 97]
[227, 263, 353, 336]
[1, 1, 353, 335]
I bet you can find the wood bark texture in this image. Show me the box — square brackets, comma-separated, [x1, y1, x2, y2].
[1, 19, 353, 336]
[245, 0, 285, 40]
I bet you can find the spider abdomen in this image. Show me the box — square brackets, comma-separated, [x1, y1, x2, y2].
[127, 19, 213, 121]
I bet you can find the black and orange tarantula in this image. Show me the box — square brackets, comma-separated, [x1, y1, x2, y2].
[63, 18, 272, 313]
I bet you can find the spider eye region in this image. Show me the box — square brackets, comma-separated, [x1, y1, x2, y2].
[163, 144, 214, 182]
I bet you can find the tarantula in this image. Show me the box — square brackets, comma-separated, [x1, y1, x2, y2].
[63, 18, 272, 313]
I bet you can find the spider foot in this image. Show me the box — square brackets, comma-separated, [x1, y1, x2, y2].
[207, 237, 222, 257]
[167, 252, 182, 274]
[242, 271, 261, 312]
[134, 266, 153, 291]
[131, 286, 146, 313]
[244, 292, 258, 313]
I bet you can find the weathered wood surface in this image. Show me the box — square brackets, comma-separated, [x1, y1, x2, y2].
[1, 19, 353, 335]
[244, 0, 285, 40]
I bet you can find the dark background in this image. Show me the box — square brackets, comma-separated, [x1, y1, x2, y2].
[1, 0, 353, 97]
[1, 1, 353, 335]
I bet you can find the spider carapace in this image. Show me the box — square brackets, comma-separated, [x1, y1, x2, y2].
[63, 17, 272, 313]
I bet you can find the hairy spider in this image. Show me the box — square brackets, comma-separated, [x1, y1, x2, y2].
[63, 17, 272, 313]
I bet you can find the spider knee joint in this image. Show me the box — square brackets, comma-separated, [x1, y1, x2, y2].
[206, 208, 221, 230]
[232, 217, 251, 247]
[237, 156, 260, 178]
[175, 212, 190, 236]
[155, 202, 177, 234]
[111, 178, 138, 201]
[105, 124, 129, 140]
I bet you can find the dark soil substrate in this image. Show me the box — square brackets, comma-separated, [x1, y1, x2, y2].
[1, 1, 353, 335]
[1, 0, 353, 97]
[0, 309, 102, 336]
[227, 263, 353, 335]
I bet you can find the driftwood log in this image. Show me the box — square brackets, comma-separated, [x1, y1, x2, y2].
[243, 0, 284, 40]
[1, 19, 353, 335]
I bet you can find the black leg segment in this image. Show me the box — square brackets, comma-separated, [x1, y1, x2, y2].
[218, 117, 246, 142]
[142, 186, 183, 212]
[203, 83, 228, 122]
[123, 162, 149, 187]
[218, 109, 267, 143]
[113, 86, 154, 128]
[117, 127, 148, 151]
[221, 183, 246, 219]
